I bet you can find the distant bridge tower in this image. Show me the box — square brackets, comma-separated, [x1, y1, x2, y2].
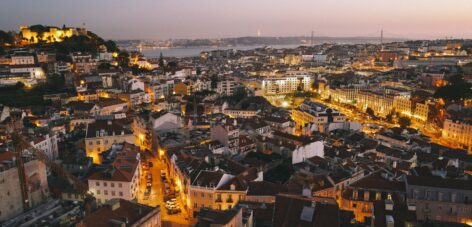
[311, 30, 314, 46]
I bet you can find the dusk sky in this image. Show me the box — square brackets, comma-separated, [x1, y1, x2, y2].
[1, 0, 471, 40]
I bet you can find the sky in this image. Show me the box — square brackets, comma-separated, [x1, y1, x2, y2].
[1, 0, 472, 40]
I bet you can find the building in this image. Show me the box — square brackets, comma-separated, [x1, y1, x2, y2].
[261, 75, 313, 95]
[217, 80, 238, 96]
[85, 120, 134, 163]
[405, 175, 472, 224]
[340, 171, 405, 222]
[87, 143, 141, 204]
[77, 199, 161, 227]
[273, 194, 340, 227]
[10, 52, 35, 65]
[190, 170, 251, 214]
[223, 109, 259, 119]
[195, 207, 243, 227]
[291, 99, 346, 133]
[0, 151, 49, 222]
[19, 25, 80, 44]
[211, 122, 240, 154]
[28, 133, 59, 160]
[442, 109, 472, 153]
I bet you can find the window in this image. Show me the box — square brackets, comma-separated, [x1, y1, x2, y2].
[118, 183, 122, 188]
[89, 141, 93, 145]
[111, 183, 115, 187]
[352, 203, 357, 208]
[194, 203, 197, 208]
[104, 190, 108, 195]
[201, 192, 205, 198]
[97, 190, 101, 195]
[111, 191, 115, 196]
[119, 192, 123, 197]
[96, 182, 100, 186]
[104, 182, 107, 187]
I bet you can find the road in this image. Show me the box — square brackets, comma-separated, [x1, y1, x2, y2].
[267, 94, 460, 151]
[137, 155, 194, 226]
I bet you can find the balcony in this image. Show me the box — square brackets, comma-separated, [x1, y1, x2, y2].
[215, 198, 222, 203]
[226, 198, 234, 203]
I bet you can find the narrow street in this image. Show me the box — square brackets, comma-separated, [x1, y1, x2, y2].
[137, 154, 194, 226]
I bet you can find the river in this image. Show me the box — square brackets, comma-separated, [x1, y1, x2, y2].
[140, 44, 301, 58]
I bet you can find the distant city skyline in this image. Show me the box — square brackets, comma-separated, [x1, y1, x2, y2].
[1, 0, 472, 40]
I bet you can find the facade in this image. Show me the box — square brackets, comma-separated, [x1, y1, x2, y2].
[405, 175, 472, 224]
[223, 109, 259, 119]
[442, 119, 472, 153]
[85, 120, 134, 163]
[29, 133, 59, 160]
[216, 80, 237, 96]
[211, 123, 240, 154]
[261, 75, 312, 95]
[357, 90, 395, 117]
[340, 171, 405, 222]
[87, 143, 141, 204]
[190, 171, 247, 214]
[291, 99, 346, 133]
[0, 152, 49, 222]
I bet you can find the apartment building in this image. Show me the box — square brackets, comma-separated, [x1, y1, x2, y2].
[85, 120, 134, 163]
[0, 152, 49, 222]
[87, 143, 141, 204]
[442, 108, 472, 153]
[261, 75, 312, 95]
[291, 99, 346, 133]
[405, 175, 472, 224]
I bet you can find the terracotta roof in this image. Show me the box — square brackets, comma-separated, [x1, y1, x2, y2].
[247, 181, 287, 196]
[406, 175, 472, 191]
[196, 207, 241, 227]
[273, 194, 340, 227]
[192, 170, 225, 188]
[79, 199, 157, 226]
[86, 120, 133, 138]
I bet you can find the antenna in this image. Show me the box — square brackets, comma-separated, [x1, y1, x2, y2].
[380, 29, 384, 45]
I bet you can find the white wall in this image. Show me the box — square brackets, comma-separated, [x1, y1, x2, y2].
[292, 141, 324, 164]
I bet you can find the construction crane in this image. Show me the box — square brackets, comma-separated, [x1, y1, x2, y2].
[12, 133, 92, 210]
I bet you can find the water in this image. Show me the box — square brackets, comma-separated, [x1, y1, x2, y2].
[140, 44, 301, 58]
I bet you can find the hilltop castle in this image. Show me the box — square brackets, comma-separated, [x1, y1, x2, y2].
[19, 25, 88, 45]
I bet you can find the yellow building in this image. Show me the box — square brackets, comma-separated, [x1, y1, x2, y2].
[442, 118, 472, 153]
[85, 120, 135, 163]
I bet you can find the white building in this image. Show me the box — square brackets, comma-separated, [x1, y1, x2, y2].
[11, 52, 35, 65]
[216, 80, 238, 96]
[261, 75, 312, 95]
[29, 133, 59, 160]
[87, 143, 141, 204]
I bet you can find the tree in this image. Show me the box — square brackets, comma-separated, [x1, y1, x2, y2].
[118, 51, 130, 68]
[434, 74, 472, 102]
[104, 40, 119, 52]
[158, 52, 165, 68]
[366, 107, 375, 116]
[398, 116, 412, 129]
